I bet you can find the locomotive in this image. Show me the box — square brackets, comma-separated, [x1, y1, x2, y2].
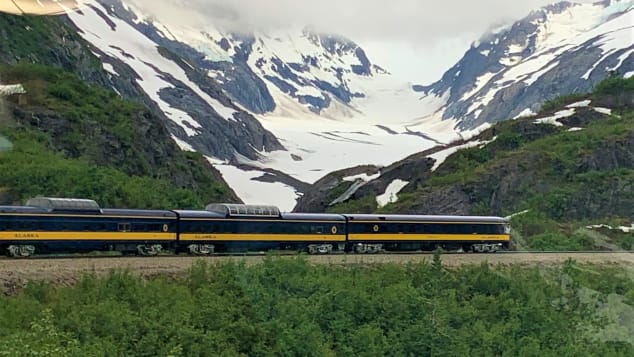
[0, 197, 510, 257]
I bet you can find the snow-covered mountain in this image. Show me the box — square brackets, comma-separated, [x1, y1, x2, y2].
[65, 0, 458, 210]
[64, 0, 633, 211]
[415, 0, 634, 129]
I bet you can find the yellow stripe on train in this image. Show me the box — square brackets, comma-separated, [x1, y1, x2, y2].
[179, 233, 347, 242]
[0, 232, 176, 241]
[347, 234, 510, 242]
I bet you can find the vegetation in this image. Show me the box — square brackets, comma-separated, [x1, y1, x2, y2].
[327, 195, 377, 214]
[0, 128, 202, 209]
[0, 258, 632, 356]
[0, 64, 235, 208]
[540, 92, 588, 113]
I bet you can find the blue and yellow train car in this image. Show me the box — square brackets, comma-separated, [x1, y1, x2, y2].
[0, 197, 177, 257]
[344, 214, 510, 253]
[175, 204, 347, 254]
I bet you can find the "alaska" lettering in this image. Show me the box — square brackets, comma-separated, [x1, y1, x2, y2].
[13, 233, 39, 239]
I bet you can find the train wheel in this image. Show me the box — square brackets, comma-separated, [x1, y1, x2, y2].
[307, 244, 332, 255]
[7, 245, 35, 258]
[353, 244, 383, 254]
[136, 244, 162, 256]
[188, 244, 215, 255]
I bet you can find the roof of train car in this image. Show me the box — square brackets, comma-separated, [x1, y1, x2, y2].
[174, 210, 345, 221]
[0, 205, 49, 214]
[343, 214, 508, 223]
[281, 212, 345, 221]
[0, 205, 175, 217]
[100, 209, 176, 218]
[172, 210, 227, 218]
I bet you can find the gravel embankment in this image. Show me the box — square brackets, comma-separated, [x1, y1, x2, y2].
[1, 252, 633, 295]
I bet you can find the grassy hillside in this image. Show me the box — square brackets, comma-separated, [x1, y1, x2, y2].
[326, 76, 634, 250]
[0, 64, 237, 208]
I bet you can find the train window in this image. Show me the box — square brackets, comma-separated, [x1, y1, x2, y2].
[133, 224, 146, 232]
[118, 223, 131, 232]
[409, 224, 416, 233]
[147, 224, 160, 231]
[473, 225, 481, 233]
[311, 226, 324, 234]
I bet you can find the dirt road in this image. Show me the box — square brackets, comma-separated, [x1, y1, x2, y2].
[1, 252, 633, 295]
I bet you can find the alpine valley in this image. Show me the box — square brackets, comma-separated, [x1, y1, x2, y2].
[0, 0, 632, 222]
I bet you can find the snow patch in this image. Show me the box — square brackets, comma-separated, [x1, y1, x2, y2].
[171, 135, 195, 151]
[507, 43, 526, 54]
[429, 139, 491, 172]
[0, 84, 26, 96]
[593, 107, 612, 115]
[213, 162, 299, 212]
[568, 127, 584, 132]
[524, 60, 559, 86]
[566, 100, 591, 108]
[514, 108, 536, 119]
[505, 209, 530, 219]
[586, 224, 634, 233]
[343, 172, 380, 182]
[102, 63, 119, 76]
[534, 108, 575, 126]
[499, 55, 522, 66]
[460, 71, 499, 101]
[376, 179, 409, 208]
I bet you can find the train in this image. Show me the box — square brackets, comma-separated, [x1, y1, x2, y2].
[0, 197, 510, 257]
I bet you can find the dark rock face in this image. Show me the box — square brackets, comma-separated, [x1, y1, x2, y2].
[85, 0, 284, 162]
[294, 147, 438, 212]
[293, 165, 380, 212]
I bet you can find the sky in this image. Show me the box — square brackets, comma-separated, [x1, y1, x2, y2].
[124, 0, 570, 84]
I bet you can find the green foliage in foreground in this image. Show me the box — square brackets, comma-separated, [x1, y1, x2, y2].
[1, 258, 633, 356]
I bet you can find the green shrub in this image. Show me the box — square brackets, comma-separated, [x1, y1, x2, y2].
[0, 260, 632, 355]
[540, 92, 588, 113]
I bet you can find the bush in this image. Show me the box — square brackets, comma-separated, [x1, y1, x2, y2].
[0, 260, 632, 355]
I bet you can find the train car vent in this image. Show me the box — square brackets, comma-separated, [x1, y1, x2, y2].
[205, 203, 281, 218]
[26, 197, 101, 213]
